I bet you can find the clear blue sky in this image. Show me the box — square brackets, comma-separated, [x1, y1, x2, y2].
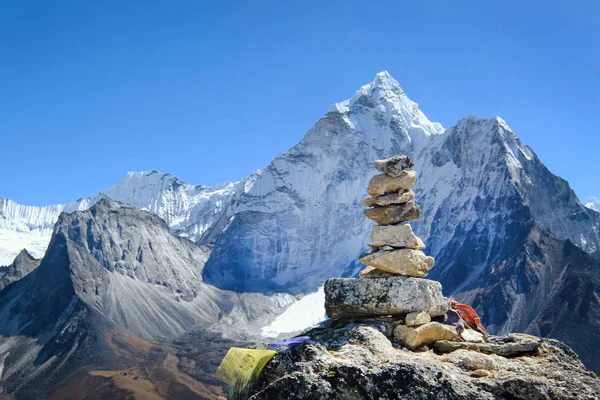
[1, 0, 598, 206]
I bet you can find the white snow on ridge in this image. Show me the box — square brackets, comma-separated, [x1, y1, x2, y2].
[0, 171, 247, 265]
[586, 197, 600, 212]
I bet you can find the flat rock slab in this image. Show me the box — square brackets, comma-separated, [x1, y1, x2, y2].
[361, 190, 415, 207]
[359, 249, 434, 277]
[367, 171, 417, 196]
[324, 277, 448, 319]
[374, 155, 414, 177]
[370, 224, 424, 249]
[433, 334, 543, 357]
[364, 202, 421, 225]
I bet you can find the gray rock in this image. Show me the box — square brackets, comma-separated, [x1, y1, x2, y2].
[0, 249, 40, 291]
[359, 249, 434, 277]
[361, 190, 415, 207]
[405, 311, 431, 327]
[324, 277, 448, 319]
[433, 334, 543, 356]
[370, 223, 425, 249]
[364, 201, 421, 225]
[394, 322, 457, 349]
[367, 171, 417, 196]
[250, 323, 600, 400]
[374, 155, 414, 177]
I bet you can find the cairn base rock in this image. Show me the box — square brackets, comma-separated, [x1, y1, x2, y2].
[324, 277, 448, 319]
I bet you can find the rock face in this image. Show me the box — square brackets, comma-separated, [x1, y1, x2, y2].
[324, 277, 447, 318]
[249, 324, 600, 400]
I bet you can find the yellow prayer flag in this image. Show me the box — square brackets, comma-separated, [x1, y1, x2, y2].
[216, 347, 277, 391]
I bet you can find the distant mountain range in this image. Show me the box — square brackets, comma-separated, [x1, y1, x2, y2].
[1, 72, 599, 397]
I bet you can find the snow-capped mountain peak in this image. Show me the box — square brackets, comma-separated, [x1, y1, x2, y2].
[586, 197, 600, 212]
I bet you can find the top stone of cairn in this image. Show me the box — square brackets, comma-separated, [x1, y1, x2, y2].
[374, 155, 414, 177]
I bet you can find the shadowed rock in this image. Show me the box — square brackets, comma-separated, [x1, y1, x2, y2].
[374, 155, 414, 177]
[361, 190, 415, 207]
[433, 334, 543, 356]
[364, 202, 421, 225]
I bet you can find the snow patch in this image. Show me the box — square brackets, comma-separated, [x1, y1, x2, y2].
[261, 286, 326, 338]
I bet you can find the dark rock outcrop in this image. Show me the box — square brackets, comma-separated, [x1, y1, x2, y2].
[250, 322, 600, 400]
[0, 249, 40, 291]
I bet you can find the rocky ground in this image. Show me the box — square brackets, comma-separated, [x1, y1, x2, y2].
[249, 319, 600, 400]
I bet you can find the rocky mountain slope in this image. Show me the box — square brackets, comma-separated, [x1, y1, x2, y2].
[0, 198, 289, 398]
[0, 249, 40, 291]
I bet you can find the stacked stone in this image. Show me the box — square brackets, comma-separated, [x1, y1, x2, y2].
[359, 155, 433, 278]
[324, 155, 448, 334]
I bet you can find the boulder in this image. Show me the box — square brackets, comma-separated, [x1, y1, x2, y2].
[367, 171, 417, 196]
[405, 311, 431, 327]
[361, 190, 415, 207]
[324, 277, 448, 319]
[370, 224, 424, 249]
[364, 202, 421, 225]
[374, 155, 414, 177]
[359, 249, 434, 277]
[393, 322, 457, 349]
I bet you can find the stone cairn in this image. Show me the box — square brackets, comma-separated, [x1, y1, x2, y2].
[324, 155, 469, 350]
